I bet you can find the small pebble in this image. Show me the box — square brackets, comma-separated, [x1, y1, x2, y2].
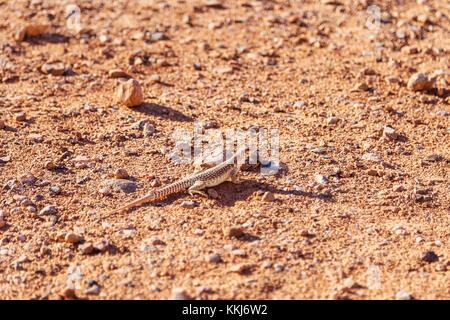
[23, 24, 50, 38]
[193, 229, 204, 236]
[310, 148, 326, 154]
[362, 153, 382, 163]
[383, 125, 398, 141]
[315, 174, 329, 184]
[300, 229, 310, 237]
[435, 264, 447, 272]
[170, 288, 191, 300]
[116, 78, 143, 107]
[274, 264, 285, 272]
[14, 113, 26, 121]
[424, 154, 443, 162]
[182, 15, 192, 24]
[149, 74, 161, 84]
[39, 205, 57, 216]
[206, 253, 222, 263]
[421, 250, 439, 263]
[80, 242, 94, 254]
[327, 117, 339, 125]
[41, 62, 66, 76]
[62, 287, 76, 299]
[230, 263, 253, 274]
[85, 285, 100, 295]
[231, 249, 247, 257]
[407, 73, 435, 91]
[353, 82, 369, 91]
[93, 240, 110, 252]
[180, 201, 196, 208]
[65, 232, 83, 243]
[293, 101, 307, 108]
[49, 186, 61, 194]
[342, 278, 358, 290]
[396, 290, 412, 300]
[114, 169, 129, 179]
[223, 225, 244, 238]
[102, 179, 137, 194]
[108, 69, 128, 78]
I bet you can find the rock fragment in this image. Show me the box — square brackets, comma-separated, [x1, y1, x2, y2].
[396, 290, 412, 300]
[206, 253, 222, 263]
[424, 154, 443, 162]
[65, 232, 83, 243]
[102, 179, 137, 194]
[108, 69, 128, 78]
[149, 74, 161, 84]
[14, 24, 50, 41]
[383, 125, 398, 141]
[421, 250, 439, 263]
[19, 172, 36, 185]
[116, 78, 144, 107]
[114, 169, 129, 179]
[362, 153, 382, 163]
[180, 201, 196, 208]
[170, 288, 191, 300]
[62, 287, 76, 299]
[41, 62, 66, 76]
[223, 225, 244, 238]
[327, 117, 339, 125]
[230, 263, 254, 274]
[353, 82, 369, 91]
[80, 242, 94, 254]
[407, 73, 435, 91]
[14, 113, 26, 121]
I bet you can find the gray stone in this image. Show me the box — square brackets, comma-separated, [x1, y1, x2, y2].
[180, 201, 196, 208]
[362, 152, 382, 163]
[102, 179, 137, 193]
[39, 205, 57, 216]
[421, 251, 439, 263]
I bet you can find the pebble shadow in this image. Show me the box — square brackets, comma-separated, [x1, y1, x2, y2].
[132, 103, 193, 122]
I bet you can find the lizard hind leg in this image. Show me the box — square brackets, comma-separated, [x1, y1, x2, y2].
[188, 180, 208, 197]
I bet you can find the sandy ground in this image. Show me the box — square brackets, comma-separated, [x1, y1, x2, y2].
[0, 0, 449, 300]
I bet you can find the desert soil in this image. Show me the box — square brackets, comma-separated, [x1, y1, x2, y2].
[0, 0, 449, 300]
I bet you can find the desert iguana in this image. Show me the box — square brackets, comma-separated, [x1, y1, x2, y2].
[107, 148, 246, 215]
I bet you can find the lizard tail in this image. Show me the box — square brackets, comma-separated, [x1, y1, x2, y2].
[107, 179, 191, 215]
[107, 193, 158, 215]
[107, 188, 169, 215]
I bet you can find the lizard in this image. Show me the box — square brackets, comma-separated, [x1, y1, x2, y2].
[107, 148, 246, 215]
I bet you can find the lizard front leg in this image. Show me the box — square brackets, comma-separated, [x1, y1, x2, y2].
[188, 180, 208, 197]
[229, 168, 242, 184]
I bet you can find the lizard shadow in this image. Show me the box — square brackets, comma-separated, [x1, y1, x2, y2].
[132, 103, 193, 122]
[211, 178, 335, 208]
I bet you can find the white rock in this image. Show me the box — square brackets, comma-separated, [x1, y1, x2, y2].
[396, 290, 412, 300]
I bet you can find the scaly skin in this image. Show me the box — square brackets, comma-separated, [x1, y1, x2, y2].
[107, 149, 245, 215]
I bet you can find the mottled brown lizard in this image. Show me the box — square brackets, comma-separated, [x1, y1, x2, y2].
[107, 148, 245, 215]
